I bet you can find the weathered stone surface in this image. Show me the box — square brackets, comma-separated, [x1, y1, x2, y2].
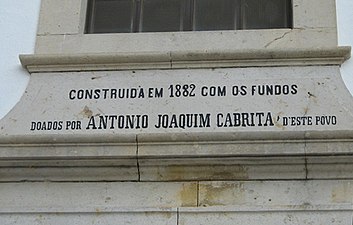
[1, 66, 352, 136]
[37, 0, 83, 35]
[21, 47, 351, 72]
[1, 65, 352, 181]
[293, 0, 337, 29]
[35, 28, 339, 55]
[139, 157, 306, 181]
[0, 182, 197, 210]
[1, 181, 352, 225]
[178, 208, 352, 225]
[0, 212, 177, 225]
[198, 180, 353, 207]
[2, 0, 352, 224]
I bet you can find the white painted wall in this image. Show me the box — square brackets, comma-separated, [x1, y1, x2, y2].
[0, 0, 352, 119]
[337, 0, 353, 96]
[0, 0, 41, 119]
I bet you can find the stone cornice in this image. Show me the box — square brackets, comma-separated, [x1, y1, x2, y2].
[1, 130, 353, 182]
[19, 47, 351, 73]
[1, 130, 353, 145]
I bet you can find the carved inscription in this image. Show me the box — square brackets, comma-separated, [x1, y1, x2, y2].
[67, 84, 298, 100]
[29, 81, 337, 132]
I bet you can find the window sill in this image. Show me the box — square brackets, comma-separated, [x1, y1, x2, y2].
[20, 46, 351, 73]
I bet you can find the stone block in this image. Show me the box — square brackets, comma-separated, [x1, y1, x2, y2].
[198, 180, 353, 207]
[0, 182, 197, 210]
[34, 28, 338, 55]
[293, 0, 337, 29]
[0, 211, 177, 225]
[139, 157, 306, 181]
[37, 0, 83, 35]
[179, 207, 351, 225]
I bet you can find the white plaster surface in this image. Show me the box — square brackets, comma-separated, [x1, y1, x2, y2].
[337, 0, 353, 96]
[0, 1, 352, 120]
[0, 0, 40, 119]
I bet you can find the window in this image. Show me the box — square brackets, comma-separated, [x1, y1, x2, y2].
[33, 0, 337, 55]
[85, 0, 292, 33]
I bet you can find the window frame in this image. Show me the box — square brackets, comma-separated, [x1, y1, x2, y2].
[34, 0, 338, 56]
[84, 0, 293, 34]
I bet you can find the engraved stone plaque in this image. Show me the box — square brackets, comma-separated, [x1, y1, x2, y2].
[1, 66, 352, 136]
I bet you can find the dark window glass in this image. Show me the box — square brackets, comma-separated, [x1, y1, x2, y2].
[194, 0, 239, 31]
[85, 0, 292, 33]
[86, 0, 135, 33]
[141, 0, 183, 32]
[241, 0, 292, 29]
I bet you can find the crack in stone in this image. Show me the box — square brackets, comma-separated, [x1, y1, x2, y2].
[304, 138, 308, 180]
[177, 207, 180, 225]
[136, 135, 141, 182]
[264, 31, 291, 48]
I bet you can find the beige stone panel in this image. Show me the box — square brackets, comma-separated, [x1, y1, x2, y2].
[22, 47, 351, 72]
[140, 165, 251, 181]
[0, 212, 177, 225]
[305, 141, 353, 154]
[198, 180, 353, 207]
[245, 162, 306, 180]
[178, 210, 351, 225]
[34, 28, 338, 54]
[37, 0, 83, 35]
[0, 182, 197, 210]
[305, 141, 353, 178]
[0, 136, 138, 181]
[293, 0, 337, 29]
[0, 143, 136, 159]
[35, 35, 65, 54]
[307, 163, 353, 179]
[0, 158, 134, 168]
[139, 157, 306, 181]
[0, 166, 138, 182]
[4, 66, 352, 136]
[138, 140, 306, 157]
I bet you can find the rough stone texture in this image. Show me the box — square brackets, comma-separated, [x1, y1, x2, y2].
[0, 212, 178, 225]
[0, 66, 353, 182]
[1, 181, 353, 224]
[178, 209, 352, 225]
[2, 66, 352, 135]
[37, 0, 83, 35]
[2, 0, 352, 224]
[34, 29, 339, 54]
[139, 157, 306, 181]
[21, 47, 351, 72]
[198, 180, 353, 207]
[0, 182, 197, 210]
[293, 0, 337, 29]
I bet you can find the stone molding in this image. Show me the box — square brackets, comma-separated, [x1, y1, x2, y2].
[1, 205, 351, 214]
[1, 131, 353, 182]
[20, 47, 351, 73]
[1, 180, 353, 224]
